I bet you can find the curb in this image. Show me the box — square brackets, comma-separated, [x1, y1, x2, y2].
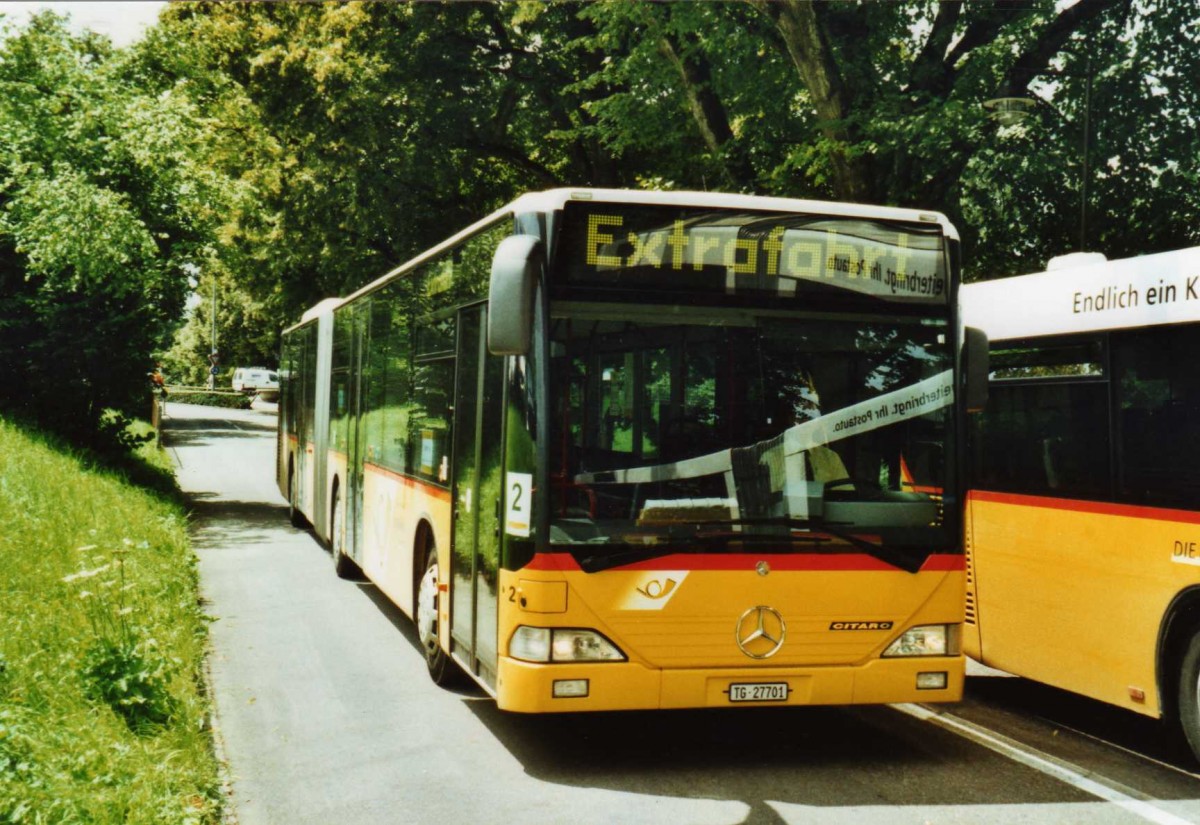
[202, 653, 240, 825]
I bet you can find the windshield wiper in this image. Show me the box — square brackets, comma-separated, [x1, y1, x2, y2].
[573, 543, 692, 573]
[570, 532, 829, 573]
[570, 519, 925, 574]
[695, 517, 926, 574]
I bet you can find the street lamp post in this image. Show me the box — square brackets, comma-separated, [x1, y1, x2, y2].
[209, 281, 218, 391]
[984, 57, 1094, 253]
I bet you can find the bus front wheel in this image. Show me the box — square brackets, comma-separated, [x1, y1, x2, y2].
[416, 548, 460, 686]
[1176, 632, 1200, 762]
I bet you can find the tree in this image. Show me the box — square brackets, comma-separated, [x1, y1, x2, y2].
[0, 12, 215, 446]
[136, 0, 1200, 370]
[141, 1, 636, 339]
[572, 0, 1199, 276]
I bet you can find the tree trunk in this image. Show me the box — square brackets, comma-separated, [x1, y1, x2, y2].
[746, 0, 873, 202]
[658, 35, 755, 190]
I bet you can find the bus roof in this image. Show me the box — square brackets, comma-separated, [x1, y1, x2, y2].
[508, 188, 959, 237]
[290, 188, 960, 331]
[961, 246, 1200, 342]
[282, 297, 344, 335]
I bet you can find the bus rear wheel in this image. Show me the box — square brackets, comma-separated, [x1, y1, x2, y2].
[1178, 633, 1200, 762]
[416, 548, 461, 686]
[287, 464, 306, 528]
[330, 487, 358, 580]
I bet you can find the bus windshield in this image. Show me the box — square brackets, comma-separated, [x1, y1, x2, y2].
[548, 305, 954, 571]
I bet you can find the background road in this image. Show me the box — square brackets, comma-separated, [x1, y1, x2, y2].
[165, 403, 1200, 825]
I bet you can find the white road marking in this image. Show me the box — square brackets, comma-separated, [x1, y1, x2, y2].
[895, 703, 1197, 825]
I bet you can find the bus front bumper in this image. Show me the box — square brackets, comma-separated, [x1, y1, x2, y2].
[495, 655, 964, 713]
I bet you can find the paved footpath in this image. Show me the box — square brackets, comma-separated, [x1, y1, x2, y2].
[162, 402, 743, 825]
[162, 402, 1200, 825]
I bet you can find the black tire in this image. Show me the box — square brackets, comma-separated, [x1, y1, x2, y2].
[416, 547, 462, 686]
[1177, 632, 1200, 762]
[330, 487, 359, 579]
[287, 465, 306, 528]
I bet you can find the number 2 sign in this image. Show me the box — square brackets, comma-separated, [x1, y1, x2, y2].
[505, 472, 533, 537]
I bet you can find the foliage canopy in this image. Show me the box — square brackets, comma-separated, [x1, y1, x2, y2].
[1, 1, 1197, 442]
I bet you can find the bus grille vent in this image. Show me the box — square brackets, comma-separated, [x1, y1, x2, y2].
[964, 529, 977, 626]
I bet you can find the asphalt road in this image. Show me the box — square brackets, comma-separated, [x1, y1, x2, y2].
[165, 402, 1200, 825]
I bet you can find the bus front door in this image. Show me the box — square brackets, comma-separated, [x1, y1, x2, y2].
[450, 306, 505, 690]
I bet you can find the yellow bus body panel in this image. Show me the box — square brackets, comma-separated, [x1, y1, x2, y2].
[494, 563, 964, 713]
[359, 463, 451, 618]
[966, 491, 1200, 718]
[345, 466, 966, 714]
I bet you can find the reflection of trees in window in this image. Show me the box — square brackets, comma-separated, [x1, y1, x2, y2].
[854, 326, 941, 393]
[504, 338, 541, 570]
[453, 221, 510, 302]
[684, 348, 716, 429]
[379, 281, 413, 474]
[641, 348, 671, 459]
[355, 217, 512, 481]
[329, 309, 354, 455]
[302, 328, 318, 445]
[362, 296, 389, 465]
[599, 353, 633, 453]
[554, 319, 951, 474]
[990, 339, 1104, 381]
[409, 360, 454, 484]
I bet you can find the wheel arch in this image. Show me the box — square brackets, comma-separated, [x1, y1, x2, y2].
[326, 474, 340, 544]
[1157, 585, 1200, 722]
[412, 518, 437, 608]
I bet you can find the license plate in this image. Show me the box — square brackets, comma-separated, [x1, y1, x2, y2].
[727, 682, 789, 703]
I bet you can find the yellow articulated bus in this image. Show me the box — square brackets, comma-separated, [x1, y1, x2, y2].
[277, 188, 986, 712]
[962, 248, 1200, 759]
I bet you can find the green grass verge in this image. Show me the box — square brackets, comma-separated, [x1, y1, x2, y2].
[0, 418, 220, 824]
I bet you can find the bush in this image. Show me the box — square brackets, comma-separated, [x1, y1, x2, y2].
[69, 544, 178, 734]
[81, 637, 177, 734]
[165, 391, 252, 409]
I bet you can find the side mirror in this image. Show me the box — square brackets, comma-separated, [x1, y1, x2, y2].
[488, 234, 543, 356]
[964, 326, 989, 414]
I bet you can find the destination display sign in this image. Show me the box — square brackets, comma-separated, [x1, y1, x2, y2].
[556, 203, 948, 303]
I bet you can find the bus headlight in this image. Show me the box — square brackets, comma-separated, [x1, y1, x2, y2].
[882, 624, 960, 657]
[509, 626, 626, 663]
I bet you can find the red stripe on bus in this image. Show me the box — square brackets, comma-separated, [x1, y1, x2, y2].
[362, 462, 452, 502]
[969, 489, 1200, 526]
[524, 552, 964, 573]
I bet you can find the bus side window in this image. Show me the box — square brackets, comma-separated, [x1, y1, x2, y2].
[1114, 325, 1200, 507]
[979, 382, 1110, 498]
[380, 283, 412, 475]
[410, 359, 455, 485]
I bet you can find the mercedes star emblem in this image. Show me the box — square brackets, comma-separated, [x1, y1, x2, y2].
[735, 605, 786, 659]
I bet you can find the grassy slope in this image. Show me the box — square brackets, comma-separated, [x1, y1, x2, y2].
[0, 418, 219, 824]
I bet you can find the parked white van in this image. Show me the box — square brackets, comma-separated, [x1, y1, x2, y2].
[231, 367, 279, 395]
